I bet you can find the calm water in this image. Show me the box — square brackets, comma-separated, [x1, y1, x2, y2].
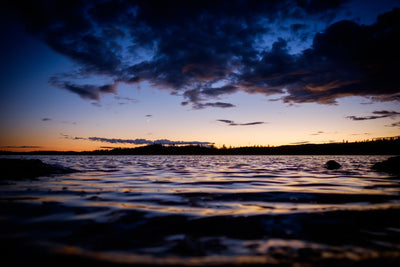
[1, 155, 400, 265]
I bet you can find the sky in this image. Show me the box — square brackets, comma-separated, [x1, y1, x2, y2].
[1, 0, 400, 152]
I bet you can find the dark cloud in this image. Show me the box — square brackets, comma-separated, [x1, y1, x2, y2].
[62, 134, 213, 146]
[193, 102, 236, 110]
[373, 110, 400, 116]
[346, 110, 400, 121]
[153, 139, 214, 146]
[346, 115, 383, 121]
[88, 137, 213, 146]
[88, 137, 152, 145]
[7, 0, 400, 107]
[217, 119, 266, 126]
[240, 9, 400, 104]
[51, 80, 117, 101]
[181, 85, 239, 105]
[42, 118, 77, 124]
[201, 85, 240, 97]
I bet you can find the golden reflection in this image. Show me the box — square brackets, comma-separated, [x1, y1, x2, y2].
[87, 200, 400, 217]
[50, 239, 400, 266]
[52, 244, 276, 265]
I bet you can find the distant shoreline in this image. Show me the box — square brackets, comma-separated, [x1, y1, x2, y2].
[1, 137, 399, 155]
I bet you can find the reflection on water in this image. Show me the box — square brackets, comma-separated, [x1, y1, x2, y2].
[1, 155, 400, 265]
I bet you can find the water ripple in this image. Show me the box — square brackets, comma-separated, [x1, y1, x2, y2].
[1, 155, 400, 265]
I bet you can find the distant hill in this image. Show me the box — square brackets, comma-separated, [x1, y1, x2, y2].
[1, 136, 399, 155]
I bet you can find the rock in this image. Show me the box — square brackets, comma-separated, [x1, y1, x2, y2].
[371, 156, 400, 174]
[324, 160, 341, 170]
[0, 158, 77, 180]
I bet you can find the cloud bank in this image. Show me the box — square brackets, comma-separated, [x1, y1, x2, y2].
[7, 1, 400, 107]
[62, 134, 213, 146]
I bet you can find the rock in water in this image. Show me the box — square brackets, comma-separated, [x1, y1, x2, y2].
[0, 158, 77, 180]
[372, 156, 400, 174]
[324, 160, 341, 170]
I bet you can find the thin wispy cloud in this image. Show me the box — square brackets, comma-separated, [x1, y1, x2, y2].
[346, 110, 400, 121]
[43, 118, 77, 124]
[61, 121, 77, 125]
[217, 120, 266, 126]
[310, 131, 325, 136]
[114, 96, 138, 105]
[192, 102, 236, 110]
[352, 133, 371, 136]
[386, 121, 400, 128]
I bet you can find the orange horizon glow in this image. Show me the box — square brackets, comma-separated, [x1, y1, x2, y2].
[2, 134, 399, 153]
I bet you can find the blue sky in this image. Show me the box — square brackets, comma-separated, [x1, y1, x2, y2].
[1, 0, 399, 151]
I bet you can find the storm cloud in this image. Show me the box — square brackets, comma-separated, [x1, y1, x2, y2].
[6, 1, 400, 107]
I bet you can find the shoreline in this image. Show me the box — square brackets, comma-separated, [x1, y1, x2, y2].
[1, 137, 400, 156]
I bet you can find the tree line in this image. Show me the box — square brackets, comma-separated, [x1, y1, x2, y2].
[1, 136, 399, 155]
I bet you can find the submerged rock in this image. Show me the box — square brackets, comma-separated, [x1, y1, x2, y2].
[0, 158, 77, 180]
[372, 156, 400, 174]
[324, 160, 341, 170]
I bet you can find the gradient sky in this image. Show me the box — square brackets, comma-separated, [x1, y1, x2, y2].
[1, 0, 400, 152]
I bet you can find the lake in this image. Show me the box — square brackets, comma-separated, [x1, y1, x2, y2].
[1, 155, 400, 265]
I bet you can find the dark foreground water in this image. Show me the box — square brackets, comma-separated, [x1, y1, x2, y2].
[1, 155, 400, 266]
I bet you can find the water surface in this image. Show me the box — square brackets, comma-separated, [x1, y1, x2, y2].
[1, 155, 400, 265]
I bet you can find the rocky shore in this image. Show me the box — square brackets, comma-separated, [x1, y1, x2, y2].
[372, 156, 400, 174]
[0, 158, 77, 180]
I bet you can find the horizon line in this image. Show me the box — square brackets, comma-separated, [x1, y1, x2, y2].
[1, 136, 399, 154]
